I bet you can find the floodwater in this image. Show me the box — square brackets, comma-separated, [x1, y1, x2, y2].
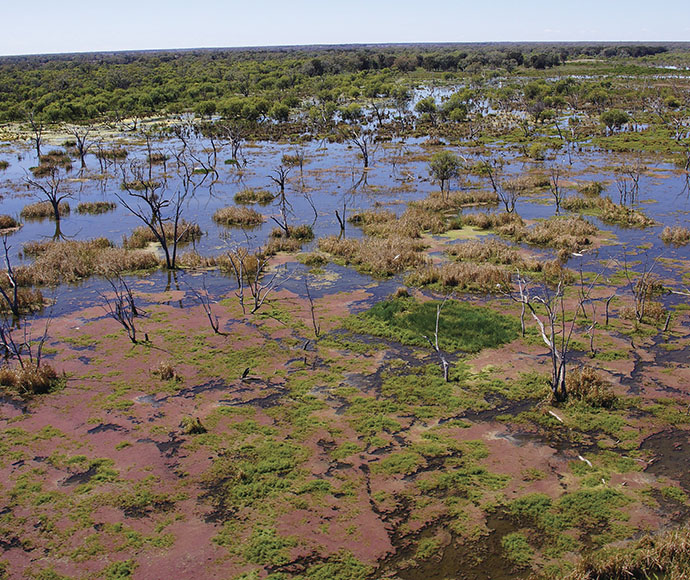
[1, 128, 688, 319]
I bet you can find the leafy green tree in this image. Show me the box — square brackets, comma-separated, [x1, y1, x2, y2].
[600, 109, 630, 132]
[415, 96, 438, 125]
[429, 151, 462, 199]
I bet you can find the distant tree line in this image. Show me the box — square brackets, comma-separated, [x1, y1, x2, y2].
[0, 43, 676, 124]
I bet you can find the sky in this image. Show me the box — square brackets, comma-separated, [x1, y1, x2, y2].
[1, 0, 688, 56]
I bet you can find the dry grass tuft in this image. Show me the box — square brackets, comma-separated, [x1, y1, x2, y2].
[349, 207, 446, 237]
[216, 249, 261, 278]
[411, 190, 499, 212]
[20, 201, 70, 219]
[176, 251, 218, 269]
[264, 225, 314, 254]
[18, 238, 159, 285]
[0, 285, 44, 314]
[233, 188, 274, 205]
[319, 235, 427, 277]
[512, 216, 599, 252]
[0, 215, 20, 230]
[212, 206, 264, 227]
[560, 195, 599, 212]
[566, 367, 617, 408]
[661, 225, 690, 246]
[566, 526, 690, 580]
[76, 201, 117, 214]
[599, 197, 654, 228]
[446, 239, 539, 270]
[503, 173, 550, 192]
[405, 261, 510, 293]
[577, 181, 605, 197]
[151, 361, 180, 382]
[122, 220, 202, 249]
[0, 363, 61, 397]
[462, 212, 524, 231]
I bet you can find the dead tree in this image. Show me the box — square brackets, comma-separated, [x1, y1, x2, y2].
[553, 121, 574, 165]
[304, 278, 320, 339]
[335, 202, 347, 238]
[27, 111, 43, 160]
[483, 159, 520, 213]
[67, 125, 94, 169]
[218, 120, 249, 166]
[269, 165, 292, 236]
[422, 295, 451, 382]
[225, 247, 288, 315]
[101, 276, 144, 344]
[247, 256, 286, 314]
[117, 160, 192, 269]
[172, 121, 220, 179]
[226, 247, 249, 315]
[0, 236, 21, 317]
[341, 127, 375, 168]
[281, 149, 307, 181]
[25, 167, 71, 221]
[549, 167, 565, 215]
[511, 271, 596, 402]
[185, 275, 223, 335]
[0, 313, 52, 371]
[616, 163, 643, 206]
[621, 254, 661, 323]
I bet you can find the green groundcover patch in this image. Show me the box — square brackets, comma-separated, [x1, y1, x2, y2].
[348, 297, 520, 353]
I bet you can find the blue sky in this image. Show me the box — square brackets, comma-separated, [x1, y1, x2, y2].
[2, 0, 688, 56]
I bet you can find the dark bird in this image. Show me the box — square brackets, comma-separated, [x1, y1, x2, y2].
[241, 367, 250, 379]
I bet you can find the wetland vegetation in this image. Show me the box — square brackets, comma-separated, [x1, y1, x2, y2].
[0, 42, 689, 580]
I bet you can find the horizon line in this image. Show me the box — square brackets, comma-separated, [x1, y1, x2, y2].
[2, 39, 689, 60]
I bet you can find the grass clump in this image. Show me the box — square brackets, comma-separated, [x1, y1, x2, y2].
[566, 367, 617, 408]
[567, 526, 690, 580]
[446, 238, 539, 269]
[349, 207, 446, 237]
[212, 206, 264, 227]
[661, 225, 690, 246]
[349, 296, 520, 353]
[244, 527, 296, 566]
[412, 190, 499, 212]
[577, 181, 605, 197]
[0, 363, 62, 397]
[406, 261, 510, 293]
[19, 238, 159, 285]
[265, 225, 314, 254]
[20, 201, 70, 220]
[180, 417, 207, 435]
[599, 197, 655, 228]
[76, 201, 117, 215]
[462, 211, 524, 231]
[561, 195, 600, 212]
[0, 285, 44, 314]
[151, 361, 179, 381]
[318, 235, 427, 277]
[233, 188, 274, 205]
[501, 532, 534, 568]
[122, 220, 202, 249]
[0, 215, 20, 230]
[298, 252, 329, 268]
[501, 215, 599, 255]
[95, 146, 128, 161]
